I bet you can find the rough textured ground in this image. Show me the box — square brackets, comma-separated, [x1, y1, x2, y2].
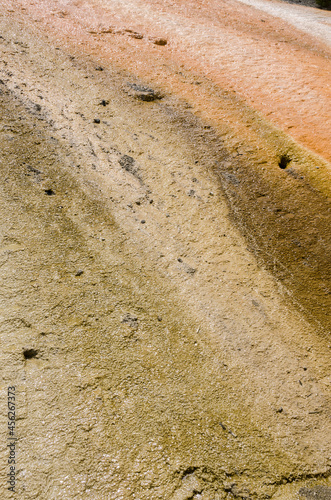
[0, 0, 330, 499]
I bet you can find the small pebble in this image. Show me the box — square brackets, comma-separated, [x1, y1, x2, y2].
[75, 269, 84, 276]
[94, 118, 100, 124]
[141, 220, 146, 224]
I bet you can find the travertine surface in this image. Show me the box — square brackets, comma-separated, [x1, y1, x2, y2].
[0, 1, 330, 498]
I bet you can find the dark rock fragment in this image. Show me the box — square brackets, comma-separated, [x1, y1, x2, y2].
[119, 155, 139, 176]
[23, 348, 38, 359]
[127, 83, 163, 101]
[122, 314, 138, 328]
